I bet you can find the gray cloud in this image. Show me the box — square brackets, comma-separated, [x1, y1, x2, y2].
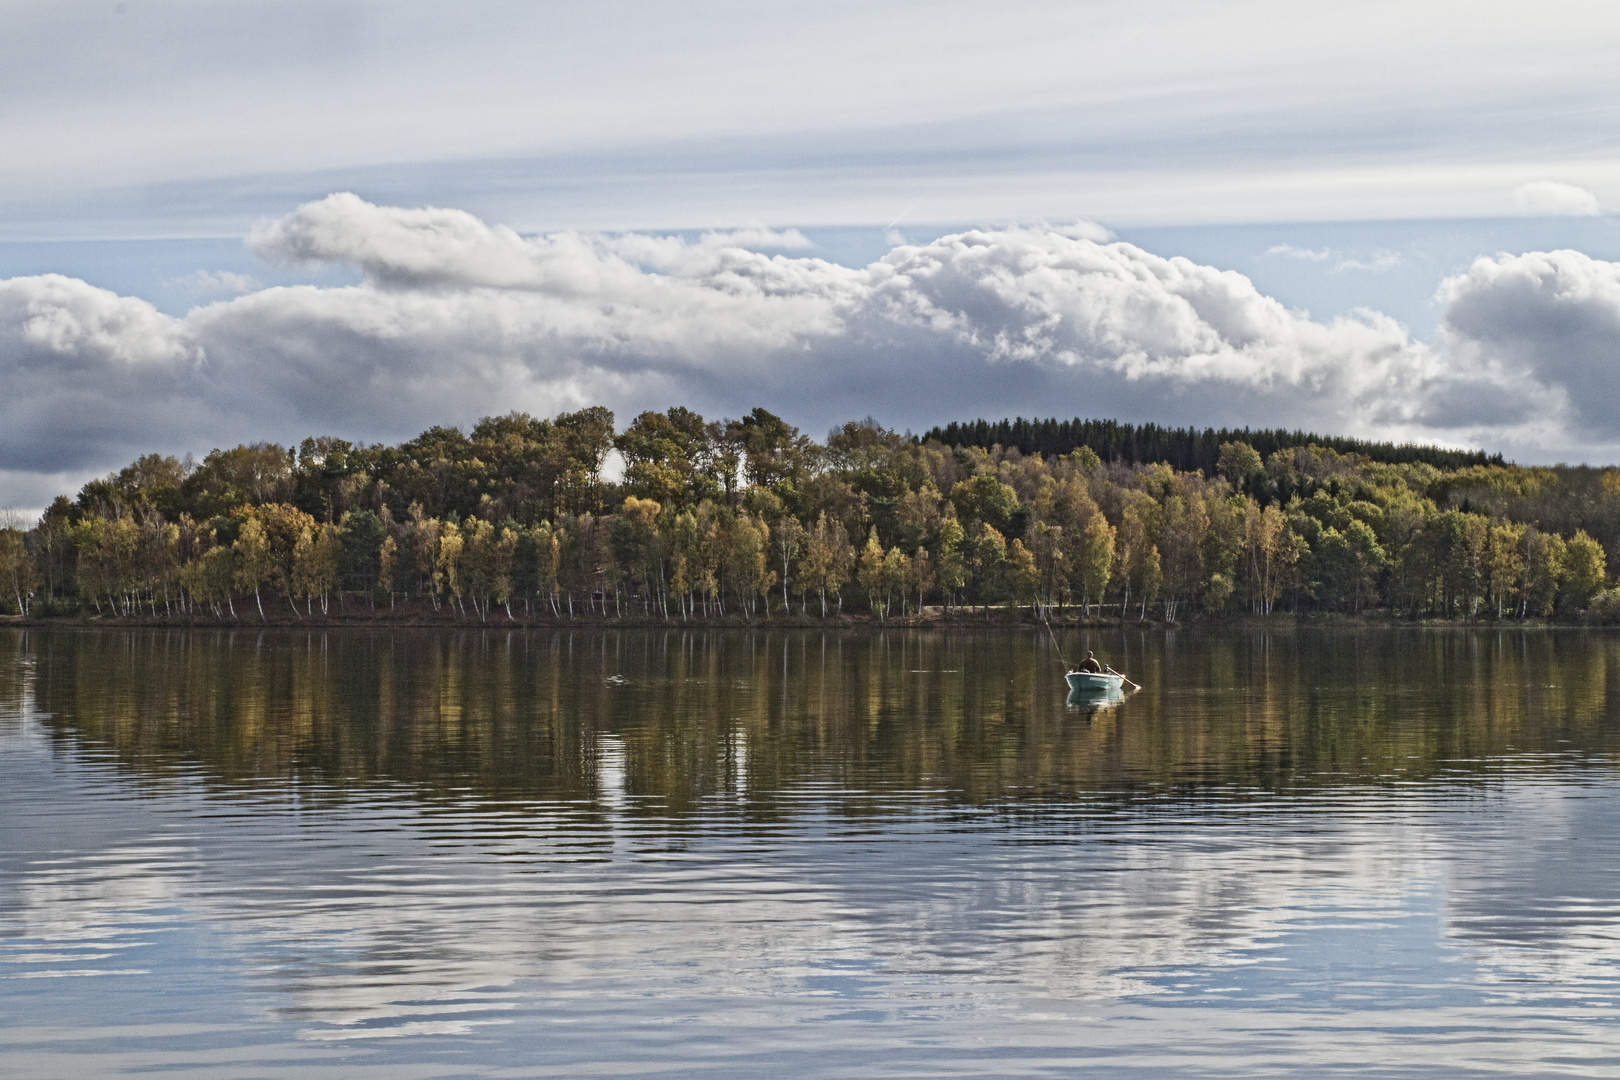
[1437, 250, 1620, 443]
[0, 274, 202, 471]
[6, 195, 1620, 509]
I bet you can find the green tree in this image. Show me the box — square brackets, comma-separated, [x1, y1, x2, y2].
[1006, 538, 1039, 615]
[1137, 543, 1163, 620]
[615, 407, 717, 508]
[533, 522, 562, 617]
[198, 545, 236, 619]
[970, 523, 1007, 616]
[1077, 513, 1114, 617]
[1217, 441, 1264, 494]
[800, 512, 851, 616]
[773, 515, 804, 613]
[1523, 528, 1564, 617]
[726, 407, 812, 492]
[1243, 501, 1289, 615]
[438, 520, 466, 615]
[615, 496, 666, 617]
[413, 514, 445, 609]
[1026, 521, 1065, 618]
[1343, 519, 1386, 613]
[312, 522, 342, 614]
[936, 518, 966, 612]
[670, 510, 700, 619]
[907, 547, 935, 615]
[1157, 494, 1206, 622]
[1560, 530, 1607, 611]
[378, 534, 397, 609]
[950, 472, 1021, 536]
[290, 527, 316, 617]
[233, 516, 270, 621]
[1112, 501, 1149, 616]
[339, 509, 387, 604]
[1486, 522, 1525, 618]
[858, 528, 886, 618]
[881, 545, 907, 617]
[493, 526, 519, 619]
[461, 518, 496, 620]
[0, 528, 38, 617]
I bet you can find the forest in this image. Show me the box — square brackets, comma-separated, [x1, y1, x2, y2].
[923, 417, 1503, 473]
[4, 406, 1620, 625]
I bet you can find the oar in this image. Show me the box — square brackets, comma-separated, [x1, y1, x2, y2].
[1105, 665, 1141, 691]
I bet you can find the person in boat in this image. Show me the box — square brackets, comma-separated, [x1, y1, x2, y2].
[1076, 651, 1103, 674]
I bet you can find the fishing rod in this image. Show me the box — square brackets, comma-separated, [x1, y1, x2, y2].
[1043, 617, 1072, 668]
[1049, 615, 1141, 690]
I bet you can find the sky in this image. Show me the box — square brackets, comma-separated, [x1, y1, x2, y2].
[5, 0, 1620, 512]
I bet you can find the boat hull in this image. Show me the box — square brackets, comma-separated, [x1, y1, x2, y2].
[1065, 671, 1125, 691]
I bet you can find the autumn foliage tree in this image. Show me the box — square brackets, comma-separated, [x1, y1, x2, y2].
[8, 407, 1618, 624]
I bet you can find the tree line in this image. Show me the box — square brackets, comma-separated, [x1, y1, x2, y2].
[4, 406, 1620, 624]
[923, 417, 1504, 473]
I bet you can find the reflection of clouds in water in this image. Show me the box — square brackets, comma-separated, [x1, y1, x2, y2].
[1444, 780, 1620, 1006]
[2, 848, 180, 984]
[5, 769, 1451, 1040]
[0, 686, 1531, 1025]
[812, 802, 1443, 1002]
[0, 660, 176, 984]
[0, 776, 876, 1040]
[221, 797, 618, 1039]
[9, 634, 1620, 1072]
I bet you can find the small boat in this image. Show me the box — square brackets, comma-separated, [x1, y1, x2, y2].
[1066, 670, 1125, 692]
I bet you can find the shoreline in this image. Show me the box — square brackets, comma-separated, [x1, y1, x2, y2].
[0, 608, 1595, 631]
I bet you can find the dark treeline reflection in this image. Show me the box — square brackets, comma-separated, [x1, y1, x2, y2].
[9, 628, 1620, 813]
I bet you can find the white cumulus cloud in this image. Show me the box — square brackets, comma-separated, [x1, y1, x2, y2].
[8, 194, 1620, 505]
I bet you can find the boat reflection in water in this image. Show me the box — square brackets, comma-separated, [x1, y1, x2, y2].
[1065, 668, 1129, 713]
[1065, 682, 1127, 711]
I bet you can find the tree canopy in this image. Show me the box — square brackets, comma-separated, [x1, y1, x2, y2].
[6, 407, 1620, 625]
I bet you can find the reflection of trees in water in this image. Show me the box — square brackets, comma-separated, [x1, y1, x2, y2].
[10, 628, 1620, 814]
[0, 629, 31, 727]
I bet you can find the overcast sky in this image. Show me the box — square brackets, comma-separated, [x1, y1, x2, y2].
[4, 0, 1620, 510]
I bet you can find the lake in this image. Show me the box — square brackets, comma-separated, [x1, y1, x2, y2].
[4, 625, 1620, 1077]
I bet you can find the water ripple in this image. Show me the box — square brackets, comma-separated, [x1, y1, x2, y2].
[4, 627, 1620, 1077]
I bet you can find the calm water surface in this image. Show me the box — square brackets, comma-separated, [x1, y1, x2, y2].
[4, 626, 1620, 1077]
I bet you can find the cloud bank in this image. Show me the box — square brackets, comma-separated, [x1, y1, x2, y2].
[6, 2, 1620, 236]
[3, 194, 1619, 507]
[1512, 181, 1602, 217]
